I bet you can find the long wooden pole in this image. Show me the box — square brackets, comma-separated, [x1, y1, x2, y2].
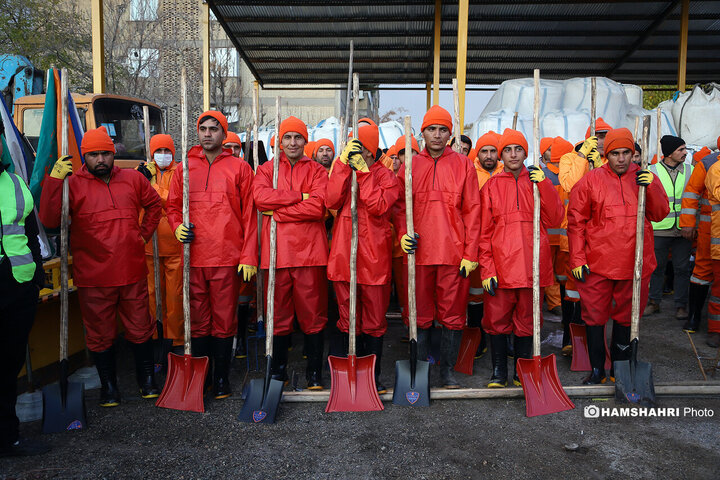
[252, 82, 264, 324]
[512, 112, 518, 130]
[90, 0, 105, 93]
[143, 105, 163, 336]
[532, 69, 541, 357]
[404, 116, 417, 343]
[656, 108, 663, 162]
[456, 0, 469, 133]
[349, 73, 360, 357]
[452, 78, 461, 152]
[631, 116, 651, 342]
[433, 0, 441, 106]
[677, 0, 689, 92]
[340, 41, 354, 152]
[266, 97, 281, 356]
[180, 68, 191, 356]
[59, 68, 69, 364]
[589, 77, 597, 170]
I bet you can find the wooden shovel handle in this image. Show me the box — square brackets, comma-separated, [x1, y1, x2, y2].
[348, 73, 360, 356]
[404, 116, 417, 342]
[252, 82, 264, 324]
[180, 68, 191, 356]
[59, 68, 69, 363]
[532, 69, 541, 357]
[631, 116, 651, 341]
[265, 97, 281, 356]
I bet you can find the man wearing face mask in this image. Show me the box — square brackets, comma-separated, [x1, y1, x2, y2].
[136, 135, 184, 360]
[39, 126, 163, 407]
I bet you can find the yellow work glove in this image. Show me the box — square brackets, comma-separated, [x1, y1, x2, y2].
[302, 193, 309, 200]
[587, 148, 602, 168]
[400, 233, 419, 254]
[174, 223, 195, 243]
[136, 162, 156, 182]
[571, 264, 590, 283]
[237, 264, 257, 282]
[262, 210, 273, 216]
[459, 259, 478, 278]
[636, 169, 653, 186]
[339, 139, 363, 165]
[527, 165, 545, 183]
[348, 152, 369, 173]
[482, 277, 498, 296]
[579, 136, 598, 157]
[49, 155, 73, 180]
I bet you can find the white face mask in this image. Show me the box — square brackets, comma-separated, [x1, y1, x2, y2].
[153, 153, 173, 169]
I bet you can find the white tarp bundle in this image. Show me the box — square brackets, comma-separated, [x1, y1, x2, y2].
[471, 77, 679, 161]
[668, 84, 720, 150]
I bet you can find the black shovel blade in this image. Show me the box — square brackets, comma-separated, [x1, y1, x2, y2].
[614, 339, 655, 407]
[237, 377, 284, 424]
[42, 382, 86, 433]
[392, 358, 430, 407]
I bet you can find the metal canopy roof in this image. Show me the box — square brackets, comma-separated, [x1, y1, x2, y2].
[208, 0, 720, 87]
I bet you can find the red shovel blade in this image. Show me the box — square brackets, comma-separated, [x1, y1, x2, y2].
[569, 324, 611, 371]
[326, 354, 384, 413]
[517, 354, 575, 417]
[156, 353, 209, 413]
[454, 327, 482, 375]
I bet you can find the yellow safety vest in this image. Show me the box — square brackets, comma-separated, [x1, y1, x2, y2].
[648, 161, 693, 230]
[0, 170, 35, 283]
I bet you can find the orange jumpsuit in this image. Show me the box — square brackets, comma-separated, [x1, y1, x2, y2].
[680, 153, 718, 287]
[145, 161, 184, 346]
[702, 157, 720, 334]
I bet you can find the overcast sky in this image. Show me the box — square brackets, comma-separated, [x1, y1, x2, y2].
[379, 84, 497, 135]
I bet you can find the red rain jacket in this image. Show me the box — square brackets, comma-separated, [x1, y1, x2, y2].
[166, 146, 257, 268]
[326, 160, 401, 285]
[394, 146, 482, 266]
[478, 168, 564, 288]
[39, 166, 161, 287]
[253, 153, 328, 269]
[567, 163, 669, 280]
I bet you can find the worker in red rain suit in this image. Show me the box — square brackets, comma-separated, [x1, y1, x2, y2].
[166, 110, 258, 400]
[39, 126, 162, 407]
[567, 128, 669, 384]
[394, 105, 482, 389]
[253, 116, 330, 390]
[479, 129, 564, 388]
[326, 123, 401, 394]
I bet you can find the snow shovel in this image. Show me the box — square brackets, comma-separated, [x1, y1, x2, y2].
[454, 327, 482, 375]
[516, 69, 575, 417]
[569, 323, 611, 372]
[614, 115, 656, 407]
[326, 73, 383, 413]
[393, 116, 430, 407]
[42, 68, 86, 433]
[238, 96, 284, 424]
[156, 69, 209, 413]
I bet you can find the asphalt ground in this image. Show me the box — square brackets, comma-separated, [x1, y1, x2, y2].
[3, 293, 719, 479]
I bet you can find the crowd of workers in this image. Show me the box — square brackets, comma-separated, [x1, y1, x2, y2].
[2, 103, 719, 457]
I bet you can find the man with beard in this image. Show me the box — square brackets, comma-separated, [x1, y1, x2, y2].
[645, 136, 693, 322]
[474, 132, 503, 189]
[166, 111, 258, 399]
[39, 126, 162, 407]
[313, 138, 335, 173]
[567, 128, 668, 384]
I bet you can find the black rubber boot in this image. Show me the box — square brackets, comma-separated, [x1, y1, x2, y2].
[305, 332, 324, 390]
[684, 283, 709, 333]
[512, 335, 533, 386]
[416, 327, 431, 362]
[234, 304, 249, 359]
[439, 328, 463, 389]
[191, 336, 212, 391]
[271, 335, 290, 383]
[506, 334, 515, 359]
[132, 340, 160, 399]
[211, 336, 234, 399]
[467, 303, 487, 358]
[91, 347, 121, 407]
[488, 334, 508, 388]
[583, 325, 607, 384]
[363, 334, 386, 394]
[609, 323, 631, 381]
[328, 329, 348, 358]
